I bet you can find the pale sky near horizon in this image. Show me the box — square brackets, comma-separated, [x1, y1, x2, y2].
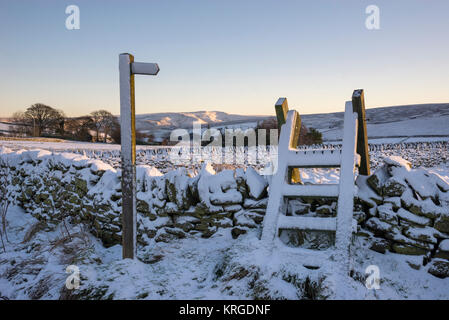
[0, 0, 448, 118]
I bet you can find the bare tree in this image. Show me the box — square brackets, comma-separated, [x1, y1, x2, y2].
[65, 116, 94, 141]
[10, 111, 31, 136]
[102, 113, 116, 143]
[55, 109, 66, 137]
[90, 110, 116, 143]
[23, 103, 64, 136]
[109, 118, 121, 144]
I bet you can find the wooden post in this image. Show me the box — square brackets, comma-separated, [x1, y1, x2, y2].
[352, 89, 370, 176]
[275, 98, 301, 184]
[119, 53, 159, 259]
[119, 53, 137, 259]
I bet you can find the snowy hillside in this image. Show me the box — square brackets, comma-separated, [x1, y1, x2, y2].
[300, 103, 449, 141]
[133, 111, 268, 142]
[132, 103, 449, 142]
[135, 111, 268, 129]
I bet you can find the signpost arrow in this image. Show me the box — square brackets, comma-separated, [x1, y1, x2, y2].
[119, 53, 159, 259]
[131, 62, 160, 75]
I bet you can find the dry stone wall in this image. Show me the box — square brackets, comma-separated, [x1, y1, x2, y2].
[356, 156, 449, 277]
[2, 148, 449, 278]
[1, 148, 268, 248]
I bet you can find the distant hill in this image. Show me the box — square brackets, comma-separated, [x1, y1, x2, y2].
[133, 111, 270, 142]
[134, 111, 268, 129]
[133, 103, 449, 142]
[300, 103, 449, 141]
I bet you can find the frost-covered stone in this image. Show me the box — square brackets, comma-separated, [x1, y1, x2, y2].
[369, 238, 390, 254]
[366, 165, 389, 196]
[165, 168, 193, 210]
[315, 204, 334, 217]
[245, 167, 267, 200]
[233, 210, 258, 228]
[223, 204, 243, 213]
[384, 197, 402, 210]
[231, 227, 247, 239]
[279, 229, 334, 250]
[377, 203, 398, 225]
[366, 217, 398, 236]
[397, 208, 431, 227]
[210, 189, 242, 205]
[356, 175, 382, 208]
[428, 259, 449, 279]
[353, 211, 366, 224]
[400, 189, 441, 219]
[391, 243, 429, 256]
[434, 215, 449, 234]
[435, 239, 449, 261]
[402, 226, 440, 244]
[288, 199, 310, 215]
[382, 177, 407, 197]
[384, 156, 412, 170]
[243, 198, 268, 209]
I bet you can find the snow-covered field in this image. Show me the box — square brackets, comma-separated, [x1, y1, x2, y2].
[1, 138, 448, 173]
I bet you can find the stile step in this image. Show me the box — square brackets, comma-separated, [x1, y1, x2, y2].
[277, 215, 337, 232]
[287, 149, 342, 168]
[281, 184, 339, 198]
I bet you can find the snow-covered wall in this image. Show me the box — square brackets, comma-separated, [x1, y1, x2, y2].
[2, 147, 449, 278]
[0, 147, 268, 248]
[356, 157, 449, 278]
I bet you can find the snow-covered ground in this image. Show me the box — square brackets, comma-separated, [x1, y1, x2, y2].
[2, 203, 449, 300]
[1, 146, 449, 299]
[2, 101, 449, 300]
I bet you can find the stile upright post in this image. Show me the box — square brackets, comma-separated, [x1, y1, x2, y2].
[352, 89, 370, 176]
[119, 53, 159, 259]
[275, 98, 301, 184]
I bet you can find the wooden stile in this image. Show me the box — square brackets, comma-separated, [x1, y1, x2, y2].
[275, 98, 301, 184]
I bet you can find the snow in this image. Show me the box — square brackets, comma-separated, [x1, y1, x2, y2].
[397, 208, 431, 226]
[384, 156, 412, 169]
[403, 226, 441, 244]
[1, 199, 449, 300]
[3, 142, 449, 299]
[440, 240, 449, 252]
[245, 167, 267, 199]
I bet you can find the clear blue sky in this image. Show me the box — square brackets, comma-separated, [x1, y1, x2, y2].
[0, 0, 448, 117]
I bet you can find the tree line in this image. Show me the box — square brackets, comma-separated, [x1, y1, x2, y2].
[6, 103, 321, 146]
[10, 103, 123, 143]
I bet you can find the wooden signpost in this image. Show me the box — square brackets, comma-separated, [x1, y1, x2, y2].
[119, 53, 159, 259]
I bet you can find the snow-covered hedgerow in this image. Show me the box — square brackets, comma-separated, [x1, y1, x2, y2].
[0, 147, 268, 248]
